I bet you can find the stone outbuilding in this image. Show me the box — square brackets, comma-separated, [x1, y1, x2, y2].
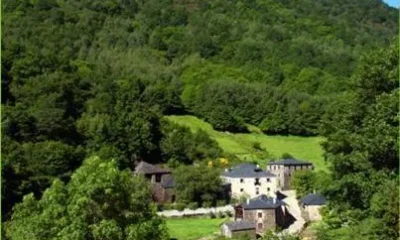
[300, 193, 326, 221]
[222, 195, 290, 238]
[134, 161, 176, 203]
[221, 220, 256, 239]
[266, 159, 314, 190]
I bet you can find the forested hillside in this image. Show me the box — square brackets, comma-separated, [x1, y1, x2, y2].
[2, 0, 398, 239]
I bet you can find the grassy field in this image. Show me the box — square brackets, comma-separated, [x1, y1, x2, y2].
[165, 115, 328, 172]
[166, 217, 228, 240]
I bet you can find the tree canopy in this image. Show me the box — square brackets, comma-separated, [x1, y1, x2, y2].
[1, 0, 398, 239]
[5, 156, 169, 240]
[316, 43, 399, 240]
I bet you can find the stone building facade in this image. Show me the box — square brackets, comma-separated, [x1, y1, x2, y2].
[222, 195, 289, 238]
[266, 159, 314, 190]
[300, 193, 326, 222]
[221, 221, 256, 239]
[221, 163, 277, 199]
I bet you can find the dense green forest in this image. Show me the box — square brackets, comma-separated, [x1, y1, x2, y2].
[1, 0, 398, 239]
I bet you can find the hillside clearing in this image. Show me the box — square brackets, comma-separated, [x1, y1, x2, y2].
[165, 115, 328, 172]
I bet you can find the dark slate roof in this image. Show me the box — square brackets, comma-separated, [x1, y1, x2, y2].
[300, 193, 326, 206]
[223, 220, 256, 231]
[267, 158, 313, 166]
[242, 195, 287, 210]
[221, 163, 275, 178]
[161, 175, 175, 188]
[134, 161, 171, 174]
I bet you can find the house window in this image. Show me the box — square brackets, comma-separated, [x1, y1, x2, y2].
[267, 178, 270, 182]
[240, 179, 244, 183]
[258, 223, 263, 229]
[255, 178, 260, 185]
[240, 188, 244, 192]
[155, 174, 161, 183]
[267, 187, 270, 191]
[258, 212, 262, 218]
[256, 187, 259, 195]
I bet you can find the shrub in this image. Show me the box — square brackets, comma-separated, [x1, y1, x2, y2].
[217, 200, 226, 207]
[217, 211, 225, 218]
[187, 202, 198, 210]
[281, 152, 294, 159]
[209, 211, 216, 219]
[252, 141, 263, 151]
[176, 203, 186, 211]
[202, 201, 213, 208]
[229, 198, 239, 204]
[163, 203, 174, 210]
[225, 210, 233, 217]
[156, 204, 163, 211]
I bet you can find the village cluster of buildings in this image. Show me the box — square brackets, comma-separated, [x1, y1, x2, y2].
[134, 158, 326, 238]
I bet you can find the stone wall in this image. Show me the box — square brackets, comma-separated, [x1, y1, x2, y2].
[163, 188, 175, 203]
[266, 164, 313, 190]
[158, 205, 233, 217]
[304, 205, 322, 221]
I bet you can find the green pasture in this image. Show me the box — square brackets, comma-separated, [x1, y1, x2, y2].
[165, 115, 328, 172]
[166, 217, 228, 240]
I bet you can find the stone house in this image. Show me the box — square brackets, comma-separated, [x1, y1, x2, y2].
[134, 161, 176, 203]
[221, 163, 277, 199]
[221, 195, 289, 238]
[300, 193, 326, 221]
[266, 159, 314, 190]
[221, 220, 256, 239]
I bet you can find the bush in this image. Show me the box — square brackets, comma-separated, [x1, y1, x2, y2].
[229, 198, 239, 204]
[156, 204, 163, 211]
[217, 211, 225, 218]
[281, 152, 294, 159]
[251, 141, 263, 151]
[202, 201, 213, 208]
[239, 194, 250, 204]
[176, 203, 186, 211]
[225, 210, 233, 217]
[217, 200, 226, 207]
[187, 202, 198, 210]
[163, 203, 175, 210]
[209, 211, 216, 219]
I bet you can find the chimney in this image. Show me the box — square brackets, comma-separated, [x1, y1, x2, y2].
[246, 198, 250, 204]
[313, 189, 316, 194]
[225, 168, 229, 172]
[273, 198, 276, 204]
[256, 164, 260, 169]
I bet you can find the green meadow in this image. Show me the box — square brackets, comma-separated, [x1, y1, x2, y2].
[166, 217, 228, 240]
[165, 115, 328, 172]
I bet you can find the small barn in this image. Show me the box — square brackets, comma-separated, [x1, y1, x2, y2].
[300, 193, 326, 221]
[134, 161, 176, 203]
[221, 220, 256, 239]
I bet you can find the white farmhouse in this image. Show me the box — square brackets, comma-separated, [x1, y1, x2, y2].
[221, 163, 277, 199]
